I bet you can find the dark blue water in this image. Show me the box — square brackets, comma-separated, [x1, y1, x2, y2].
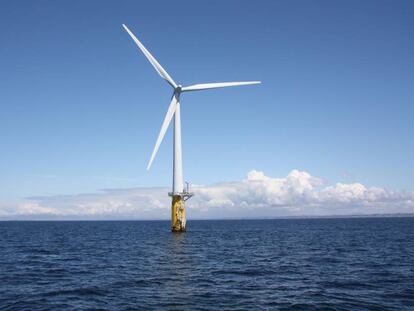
[1, 218, 413, 310]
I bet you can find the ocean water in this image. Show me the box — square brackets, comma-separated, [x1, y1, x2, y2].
[0, 218, 413, 310]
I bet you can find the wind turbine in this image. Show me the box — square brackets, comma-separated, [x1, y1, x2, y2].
[122, 24, 260, 232]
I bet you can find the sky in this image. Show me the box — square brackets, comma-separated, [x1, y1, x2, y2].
[1, 0, 414, 219]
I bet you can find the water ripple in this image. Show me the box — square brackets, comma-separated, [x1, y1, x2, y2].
[0, 218, 414, 310]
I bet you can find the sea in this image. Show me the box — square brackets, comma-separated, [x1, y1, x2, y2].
[0, 218, 413, 310]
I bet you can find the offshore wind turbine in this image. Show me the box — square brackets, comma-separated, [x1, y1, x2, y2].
[123, 24, 260, 232]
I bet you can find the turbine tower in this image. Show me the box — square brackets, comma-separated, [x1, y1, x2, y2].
[123, 24, 260, 232]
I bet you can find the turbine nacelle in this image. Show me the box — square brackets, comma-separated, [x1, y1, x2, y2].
[175, 85, 183, 93]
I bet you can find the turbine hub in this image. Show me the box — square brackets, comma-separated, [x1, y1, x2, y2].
[175, 85, 182, 93]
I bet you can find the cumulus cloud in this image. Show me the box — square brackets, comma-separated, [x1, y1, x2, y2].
[2, 170, 414, 219]
[193, 170, 414, 217]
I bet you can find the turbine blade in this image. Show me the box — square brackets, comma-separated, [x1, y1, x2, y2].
[147, 94, 178, 170]
[181, 81, 261, 92]
[122, 24, 177, 89]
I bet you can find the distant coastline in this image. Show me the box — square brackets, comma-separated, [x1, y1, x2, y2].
[1, 213, 414, 221]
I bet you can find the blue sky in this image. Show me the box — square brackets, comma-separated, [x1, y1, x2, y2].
[1, 0, 414, 213]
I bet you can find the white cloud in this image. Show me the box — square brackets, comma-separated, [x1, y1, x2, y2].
[192, 170, 414, 217]
[1, 170, 414, 219]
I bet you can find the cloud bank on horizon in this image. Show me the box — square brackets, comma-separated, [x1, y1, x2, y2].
[2, 170, 413, 219]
